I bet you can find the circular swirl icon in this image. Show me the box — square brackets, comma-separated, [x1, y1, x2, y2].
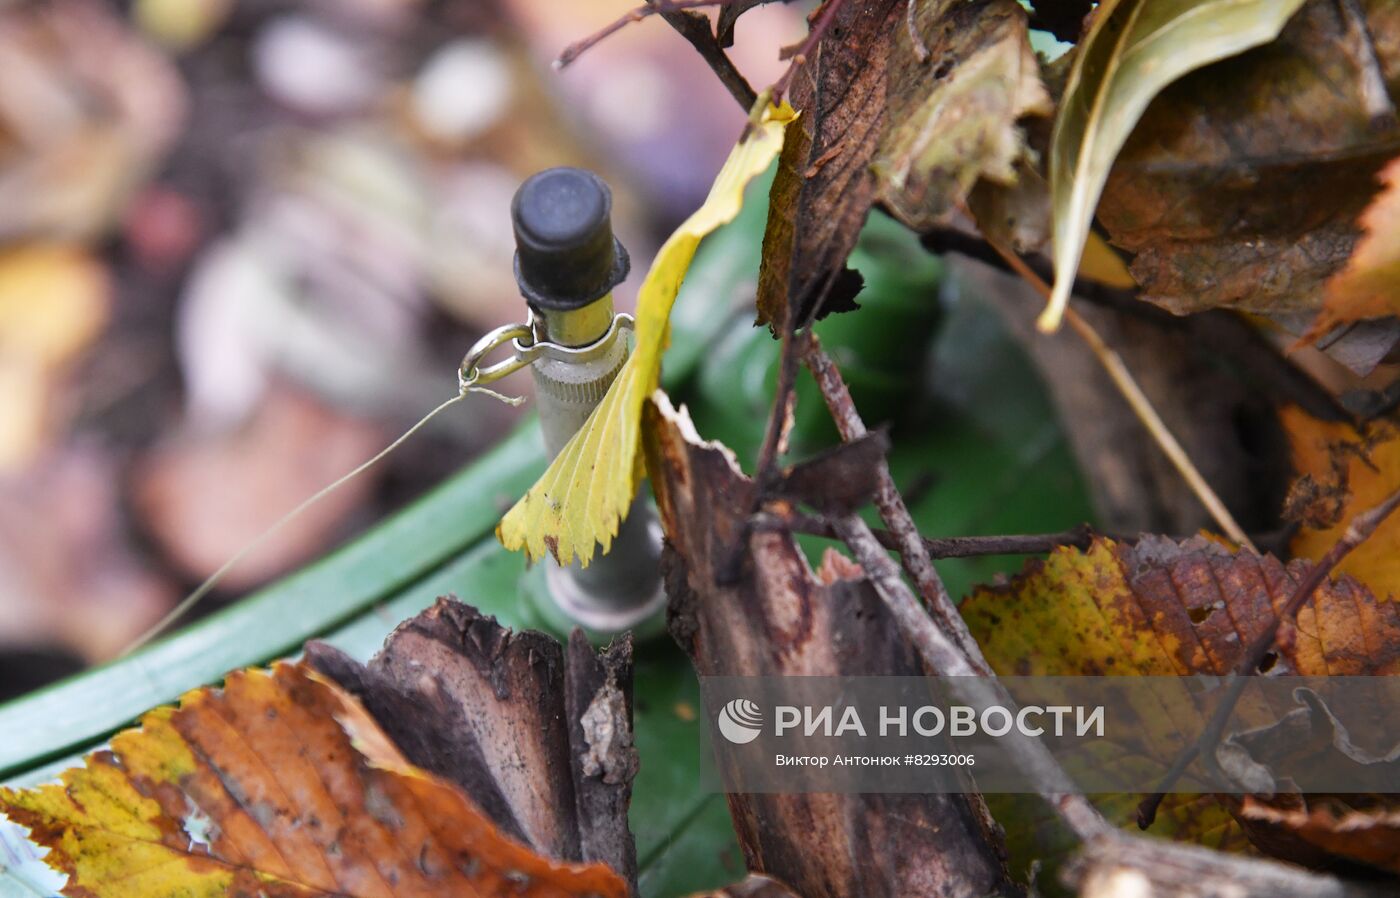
[717, 698, 763, 744]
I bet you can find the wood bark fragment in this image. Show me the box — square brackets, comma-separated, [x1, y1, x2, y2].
[305, 599, 639, 891]
[644, 394, 1022, 898]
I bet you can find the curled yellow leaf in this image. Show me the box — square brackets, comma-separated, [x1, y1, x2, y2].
[498, 103, 795, 566]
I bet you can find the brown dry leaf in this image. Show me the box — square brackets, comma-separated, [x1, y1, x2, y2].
[1233, 795, 1400, 875]
[873, 0, 1050, 232]
[1304, 157, 1400, 341]
[754, 0, 901, 329]
[962, 535, 1400, 874]
[1093, 0, 1400, 320]
[770, 430, 888, 515]
[758, 0, 1053, 330]
[1040, 0, 1309, 331]
[962, 535, 1400, 679]
[1282, 405, 1400, 600]
[0, 661, 629, 898]
[0, 244, 109, 471]
[133, 385, 385, 589]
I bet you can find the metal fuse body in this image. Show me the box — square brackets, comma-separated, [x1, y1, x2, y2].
[512, 167, 665, 635]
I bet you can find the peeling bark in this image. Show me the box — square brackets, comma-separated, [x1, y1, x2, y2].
[305, 599, 638, 891]
[643, 395, 1021, 898]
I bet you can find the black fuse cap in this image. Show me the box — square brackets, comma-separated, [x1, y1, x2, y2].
[512, 167, 630, 311]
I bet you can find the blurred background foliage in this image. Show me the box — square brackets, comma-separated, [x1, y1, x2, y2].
[0, 0, 805, 694]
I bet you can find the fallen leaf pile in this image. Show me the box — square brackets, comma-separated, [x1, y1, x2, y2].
[962, 534, 1400, 876]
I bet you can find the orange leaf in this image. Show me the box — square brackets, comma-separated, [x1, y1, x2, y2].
[0, 662, 628, 898]
[1303, 157, 1400, 341]
[1282, 405, 1400, 601]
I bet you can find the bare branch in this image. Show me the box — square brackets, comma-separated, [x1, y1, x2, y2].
[656, 7, 758, 109]
[833, 512, 1110, 842]
[771, 0, 850, 102]
[801, 335, 1108, 841]
[754, 511, 1100, 558]
[555, 0, 735, 69]
[803, 335, 986, 665]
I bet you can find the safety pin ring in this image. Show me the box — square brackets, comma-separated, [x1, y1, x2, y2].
[459, 322, 538, 392]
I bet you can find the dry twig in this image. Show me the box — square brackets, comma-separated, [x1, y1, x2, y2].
[803, 335, 985, 664]
[771, 0, 850, 102]
[754, 510, 1100, 558]
[555, 0, 736, 69]
[654, 7, 758, 108]
[987, 239, 1257, 551]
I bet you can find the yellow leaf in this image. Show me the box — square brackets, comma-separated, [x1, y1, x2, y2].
[0, 662, 628, 898]
[1079, 232, 1135, 290]
[497, 103, 795, 566]
[1282, 406, 1400, 598]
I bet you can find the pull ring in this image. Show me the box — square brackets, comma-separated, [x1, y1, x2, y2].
[458, 322, 536, 393]
[458, 313, 638, 397]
